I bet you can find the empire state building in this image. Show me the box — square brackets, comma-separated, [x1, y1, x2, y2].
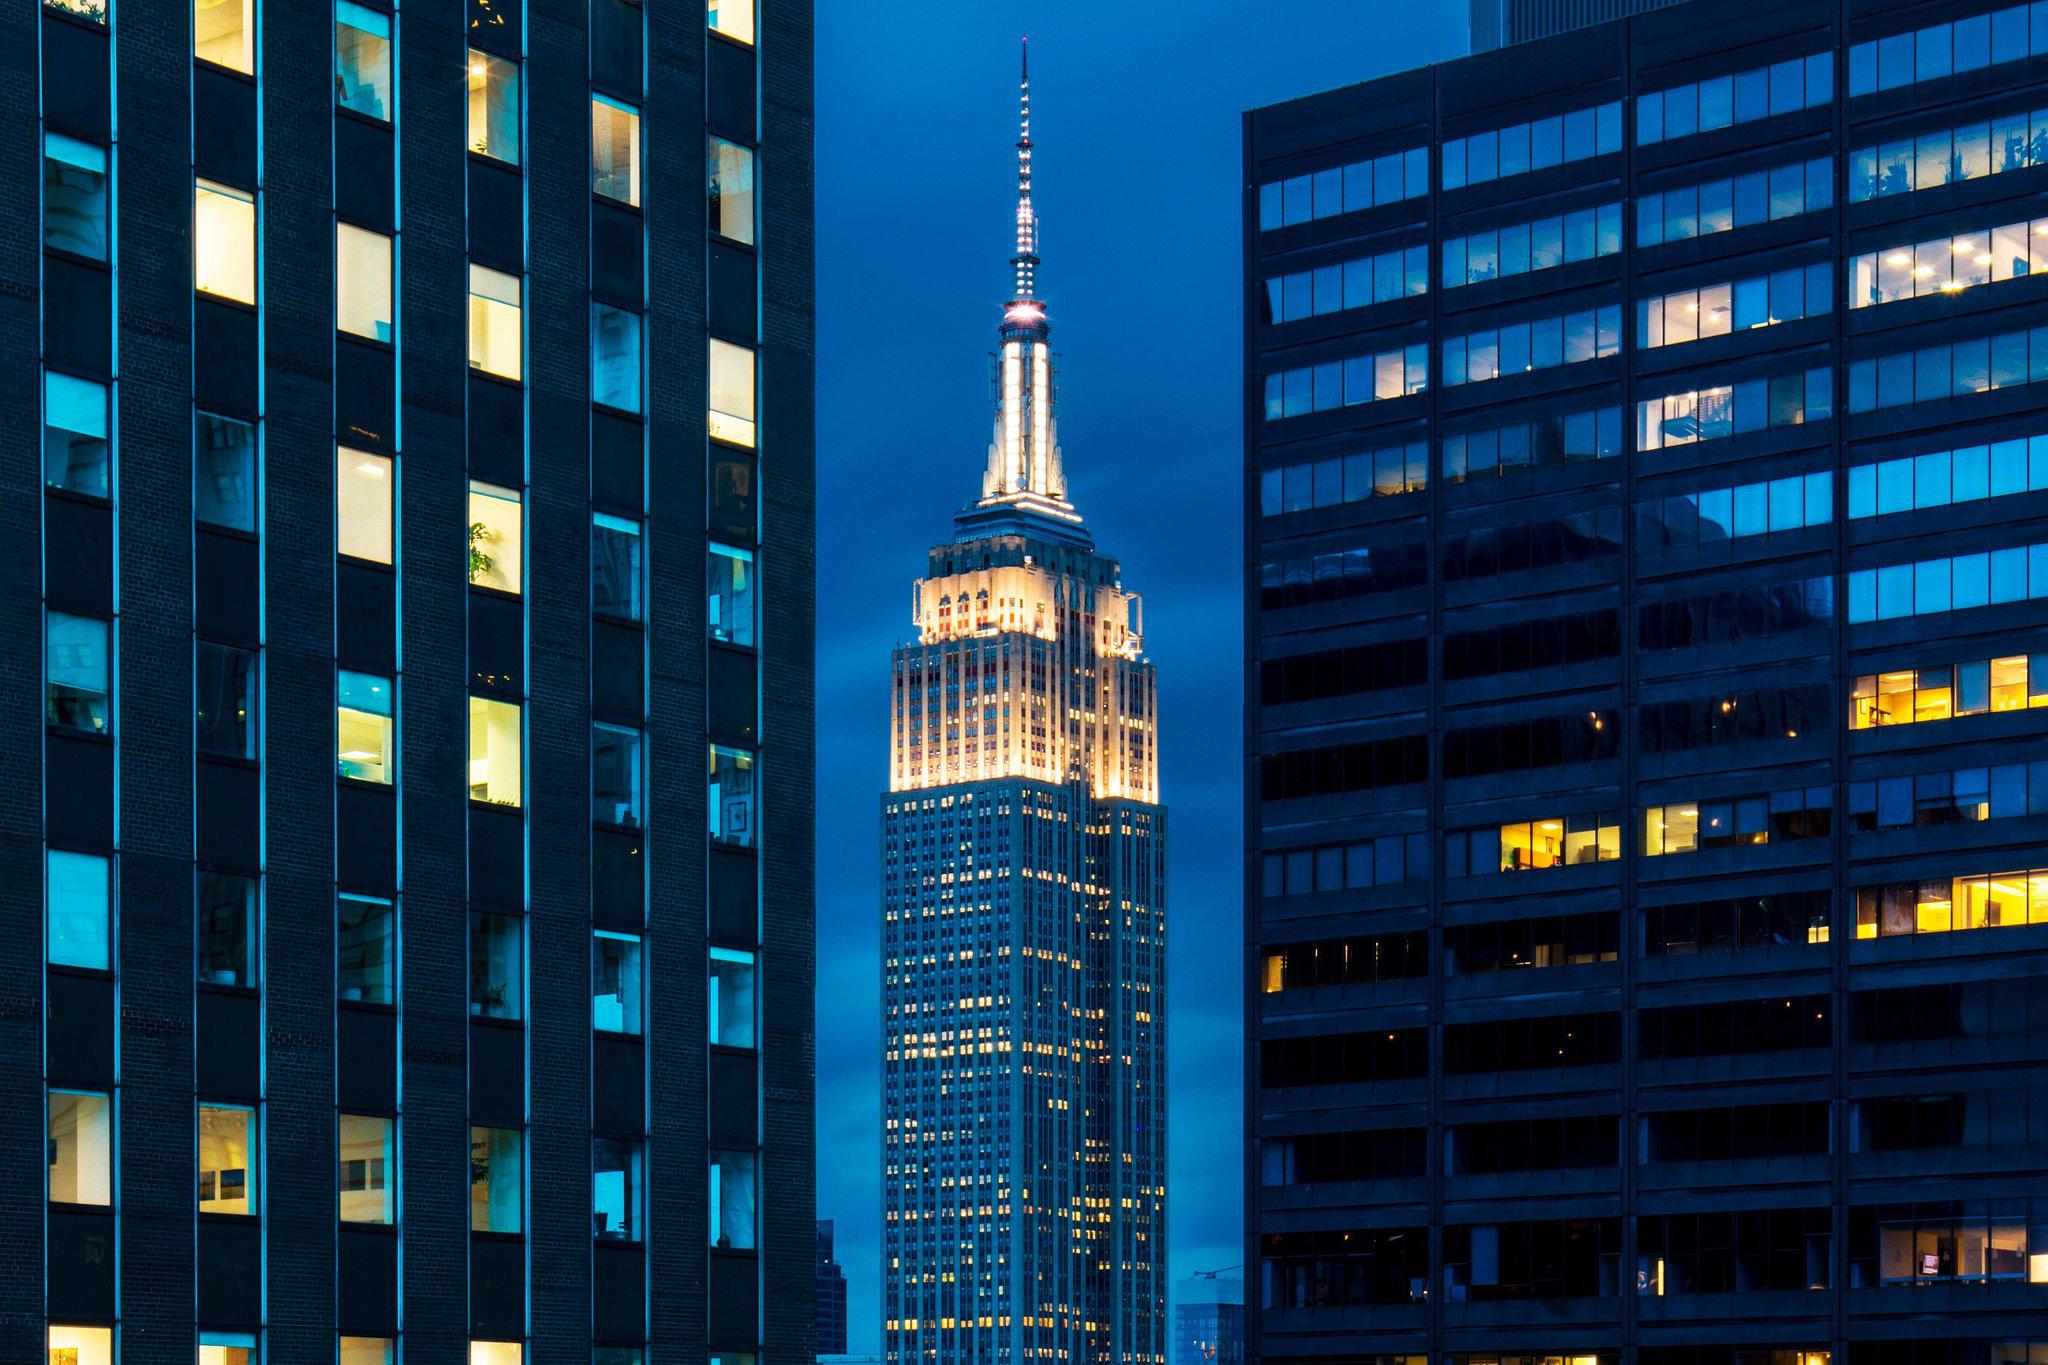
[880, 45, 1167, 1365]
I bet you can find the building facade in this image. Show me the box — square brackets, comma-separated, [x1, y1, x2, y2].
[817, 1219, 850, 1358]
[1470, 0, 1690, 54]
[17, 0, 813, 1359]
[1244, 0, 2048, 1362]
[881, 49, 1168, 1365]
[1172, 1277, 1246, 1365]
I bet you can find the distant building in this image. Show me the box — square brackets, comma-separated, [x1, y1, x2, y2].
[1470, 0, 1686, 51]
[816, 1220, 849, 1358]
[1173, 1278, 1244, 1365]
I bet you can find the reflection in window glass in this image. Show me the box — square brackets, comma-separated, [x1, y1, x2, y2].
[710, 1148, 756, 1248]
[467, 480, 523, 593]
[468, 265, 523, 380]
[47, 612, 111, 733]
[338, 893, 395, 1004]
[44, 371, 110, 499]
[467, 50, 521, 162]
[591, 514, 642, 621]
[591, 303, 642, 413]
[47, 1326, 114, 1365]
[199, 1332, 257, 1365]
[711, 453, 757, 540]
[709, 339, 757, 446]
[47, 849, 110, 971]
[195, 0, 254, 72]
[470, 910, 522, 1019]
[708, 543, 756, 646]
[195, 179, 257, 305]
[709, 744, 756, 847]
[709, 136, 756, 244]
[337, 447, 393, 563]
[196, 411, 257, 530]
[593, 723, 644, 828]
[196, 641, 258, 758]
[592, 930, 642, 1035]
[592, 95, 641, 205]
[340, 1339, 396, 1365]
[593, 1137, 643, 1241]
[468, 696, 522, 807]
[470, 1126, 522, 1233]
[198, 868, 257, 988]
[48, 1089, 112, 1205]
[337, 223, 394, 341]
[337, 670, 394, 782]
[43, 133, 108, 260]
[336, 1, 393, 119]
[707, 0, 753, 43]
[710, 947, 756, 1049]
[338, 1113, 394, 1223]
[198, 1104, 255, 1215]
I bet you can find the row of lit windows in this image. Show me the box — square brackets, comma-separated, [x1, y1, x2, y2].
[1850, 105, 2048, 202]
[1638, 263, 1830, 349]
[1441, 303, 1621, 386]
[1256, 440, 1428, 516]
[1849, 434, 2048, 518]
[1850, 217, 2048, 309]
[1851, 653, 2047, 727]
[1856, 869, 2048, 937]
[1261, 344, 1429, 419]
[1845, 541, 2048, 622]
[1637, 367, 1832, 451]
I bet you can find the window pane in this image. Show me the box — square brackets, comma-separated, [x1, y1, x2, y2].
[709, 744, 756, 847]
[593, 723, 644, 828]
[467, 50, 521, 162]
[337, 223, 393, 341]
[468, 696, 522, 807]
[707, 0, 752, 42]
[195, 0, 254, 71]
[43, 133, 108, 260]
[592, 95, 641, 205]
[591, 514, 642, 621]
[469, 1126, 522, 1233]
[338, 893, 395, 1004]
[471, 1346, 524, 1365]
[198, 869, 256, 988]
[195, 179, 256, 304]
[470, 910, 522, 1020]
[199, 1337, 257, 1365]
[710, 453, 757, 540]
[709, 136, 756, 244]
[337, 670, 394, 782]
[195, 411, 257, 530]
[198, 1103, 255, 1214]
[336, 1, 393, 120]
[47, 849, 110, 971]
[44, 371, 110, 499]
[341, 1339, 396, 1365]
[710, 947, 756, 1048]
[337, 447, 393, 563]
[591, 303, 642, 413]
[468, 265, 523, 380]
[48, 1326, 114, 1365]
[592, 1137, 642, 1240]
[46, 612, 110, 733]
[710, 1149, 756, 1249]
[709, 339, 757, 446]
[467, 480, 523, 593]
[592, 931, 642, 1034]
[196, 641, 257, 758]
[338, 1113, 394, 1223]
[708, 542, 756, 646]
[48, 1090, 112, 1205]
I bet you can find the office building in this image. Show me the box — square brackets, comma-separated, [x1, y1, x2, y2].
[881, 46, 1168, 1365]
[17, 0, 813, 1359]
[1244, 0, 2048, 1361]
[817, 1219, 849, 1358]
[1470, 0, 1688, 53]
[1172, 1277, 1245, 1365]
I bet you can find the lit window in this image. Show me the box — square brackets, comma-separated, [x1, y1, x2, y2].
[43, 371, 110, 499]
[198, 1104, 255, 1215]
[708, 744, 755, 847]
[337, 446, 393, 563]
[590, 303, 642, 413]
[470, 910, 522, 1020]
[337, 223, 394, 341]
[468, 264, 523, 380]
[469, 1126, 522, 1233]
[592, 1137, 643, 1241]
[707, 0, 752, 44]
[200, 1332, 257, 1365]
[43, 133, 108, 260]
[708, 339, 756, 446]
[709, 1149, 756, 1249]
[591, 930, 642, 1035]
[198, 869, 257, 988]
[467, 480, 523, 593]
[592, 723, 644, 828]
[195, 0, 254, 72]
[48, 1326, 113, 1365]
[335, 1, 393, 120]
[471, 1345, 523, 1365]
[338, 1113, 394, 1223]
[709, 136, 756, 244]
[708, 542, 756, 646]
[46, 612, 111, 734]
[47, 849, 110, 971]
[338, 893, 395, 1004]
[591, 514, 642, 621]
[591, 95, 641, 205]
[468, 696, 522, 807]
[341, 1339, 396, 1365]
[467, 50, 521, 162]
[195, 179, 257, 305]
[196, 641, 257, 759]
[337, 670, 394, 783]
[195, 411, 257, 530]
[709, 947, 756, 1049]
[48, 1089, 112, 1205]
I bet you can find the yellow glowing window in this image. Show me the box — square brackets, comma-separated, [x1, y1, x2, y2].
[592, 95, 641, 205]
[194, 0, 253, 72]
[47, 1089, 112, 1206]
[338, 670, 395, 783]
[470, 1346, 524, 1365]
[468, 695, 522, 807]
[468, 264, 523, 381]
[467, 49, 521, 163]
[337, 222, 394, 342]
[340, 1339, 396, 1365]
[338, 1113, 394, 1223]
[467, 480, 523, 594]
[194, 179, 256, 305]
[708, 0, 753, 43]
[198, 1103, 255, 1214]
[48, 1325, 114, 1365]
[337, 447, 393, 564]
[709, 339, 757, 447]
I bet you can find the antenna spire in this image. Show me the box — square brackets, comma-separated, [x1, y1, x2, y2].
[1012, 36, 1038, 301]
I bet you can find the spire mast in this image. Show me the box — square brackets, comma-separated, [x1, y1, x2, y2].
[1012, 36, 1039, 302]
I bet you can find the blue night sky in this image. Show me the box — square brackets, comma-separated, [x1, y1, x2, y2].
[814, 3, 1466, 1350]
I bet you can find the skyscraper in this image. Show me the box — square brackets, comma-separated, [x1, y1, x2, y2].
[1245, 0, 2048, 1362]
[14, 0, 812, 1359]
[881, 44, 1167, 1365]
[1469, 0, 1688, 52]
[1171, 1276, 1245, 1365]
[818, 1219, 850, 1358]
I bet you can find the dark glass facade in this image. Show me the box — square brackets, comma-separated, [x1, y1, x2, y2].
[1244, 0, 2048, 1361]
[13, 0, 813, 1359]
